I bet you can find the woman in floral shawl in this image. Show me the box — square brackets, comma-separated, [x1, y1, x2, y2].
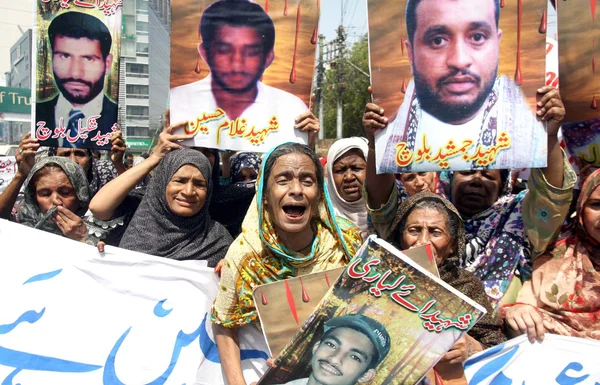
[211, 143, 363, 385]
[504, 169, 600, 341]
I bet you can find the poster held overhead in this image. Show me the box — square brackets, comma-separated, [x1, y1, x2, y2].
[33, 1, 122, 150]
[169, 0, 319, 152]
[368, 0, 548, 173]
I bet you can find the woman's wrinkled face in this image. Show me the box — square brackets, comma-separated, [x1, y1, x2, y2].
[332, 149, 367, 202]
[582, 186, 600, 243]
[400, 172, 436, 196]
[401, 207, 454, 265]
[35, 169, 79, 213]
[451, 170, 502, 217]
[264, 153, 321, 236]
[165, 164, 208, 217]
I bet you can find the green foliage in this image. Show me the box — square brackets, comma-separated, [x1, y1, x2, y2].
[321, 34, 371, 139]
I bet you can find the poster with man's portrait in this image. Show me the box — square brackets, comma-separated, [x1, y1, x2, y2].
[33, 1, 122, 150]
[170, 0, 319, 153]
[369, 0, 548, 173]
[558, 0, 599, 122]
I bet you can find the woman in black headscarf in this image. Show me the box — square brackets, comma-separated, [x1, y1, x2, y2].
[119, 148, 232, 266]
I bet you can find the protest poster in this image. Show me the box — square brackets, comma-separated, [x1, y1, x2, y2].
[0, 219, 270, 384]
[257, 236, 486, 385]
[253, 245, 438, 359]
[0, 157, 17, 194]
[33, 0, 122, 151]
[558, 0, 600, 122]
[170, 0, 319, 152]
[368, 0, 548, 173]
[464, 334, 600, 384]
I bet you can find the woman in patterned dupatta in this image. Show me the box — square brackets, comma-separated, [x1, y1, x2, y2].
[211, 143, 363, 385]
[504, 169, 600, 341]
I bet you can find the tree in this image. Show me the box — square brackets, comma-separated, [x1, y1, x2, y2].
[322, 34, 371, 139]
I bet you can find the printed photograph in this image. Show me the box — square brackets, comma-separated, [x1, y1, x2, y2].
[558, 0, 600, 122]
[34, 2, 122, 150]
[257, 238, 485, 385]
[369, 0, 548, 173]
[170, 0, 319, 152]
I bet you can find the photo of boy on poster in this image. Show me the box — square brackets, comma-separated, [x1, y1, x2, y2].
[370, 0, 548, 173]
[273, 314, 391, 385]
[35, 11, 119, 150]
[170, 0, 318, 152]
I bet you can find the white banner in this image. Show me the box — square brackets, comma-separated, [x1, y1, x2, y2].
[464, 334, 600, 385]
[0, 157, 17, 194]
[0, 219, 269, 384]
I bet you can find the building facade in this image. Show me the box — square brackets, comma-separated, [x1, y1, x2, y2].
[119, 0, 170, 154]
[5, 29, 32, 144]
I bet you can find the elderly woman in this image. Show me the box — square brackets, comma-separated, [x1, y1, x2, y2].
[211, 143, 363, 385]
[397, 172, 438, 196]
[394, 192, 505, 383]
[363, 86, 577, 308]
[504, 169, 600, 342]
[325, 137, 369, 239]
[0, 153, 92, 243]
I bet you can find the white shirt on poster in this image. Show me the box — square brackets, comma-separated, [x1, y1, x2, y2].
[170, 75, 309, 152]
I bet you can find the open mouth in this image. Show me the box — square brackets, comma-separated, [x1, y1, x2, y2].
[318, 361, 342, 376]
[282, 204, 307, 220]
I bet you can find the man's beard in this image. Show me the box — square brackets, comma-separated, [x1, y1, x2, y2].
[54, 73, 105, 105]
[413, 66, 497, 125]
[212, 70, 264, 95]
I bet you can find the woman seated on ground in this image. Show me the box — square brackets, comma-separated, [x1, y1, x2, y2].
[211, 143, 363, 385]
[326, 137, 369, 239]
[394, 193, 506, 382]
[0, 152, 93, 243]
[504, 168, 600, 341]
[362, 86, 577, 309]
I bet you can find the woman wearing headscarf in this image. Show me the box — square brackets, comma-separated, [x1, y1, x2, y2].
[229, 151, 261, 187]
[119, 148, 232, 266]
[211, 143, 363, 385]
[362, 86, 577, 309]
[393, 192, 506, 383]
[0, 131, 124, 222]
[325, 137, 369, 239]
[0, 152, 94, 243]
[503, 169, 600, 342]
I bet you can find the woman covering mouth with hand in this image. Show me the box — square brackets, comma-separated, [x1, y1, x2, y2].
[211, 143, 363, 385]
[326, 137, 370, 240]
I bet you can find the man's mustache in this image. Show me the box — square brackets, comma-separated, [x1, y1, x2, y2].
[56, 78, 93, 88]
[437, 69, 481, 87]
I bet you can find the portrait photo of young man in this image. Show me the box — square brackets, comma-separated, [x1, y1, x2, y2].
[35, 11, 118, 149]
[170, 0, 313, 152]
[276, 314, 391, 385]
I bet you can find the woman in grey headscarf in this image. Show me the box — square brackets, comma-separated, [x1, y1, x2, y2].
[119, 148, 233, 267]
[17, 156, 92, 243]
